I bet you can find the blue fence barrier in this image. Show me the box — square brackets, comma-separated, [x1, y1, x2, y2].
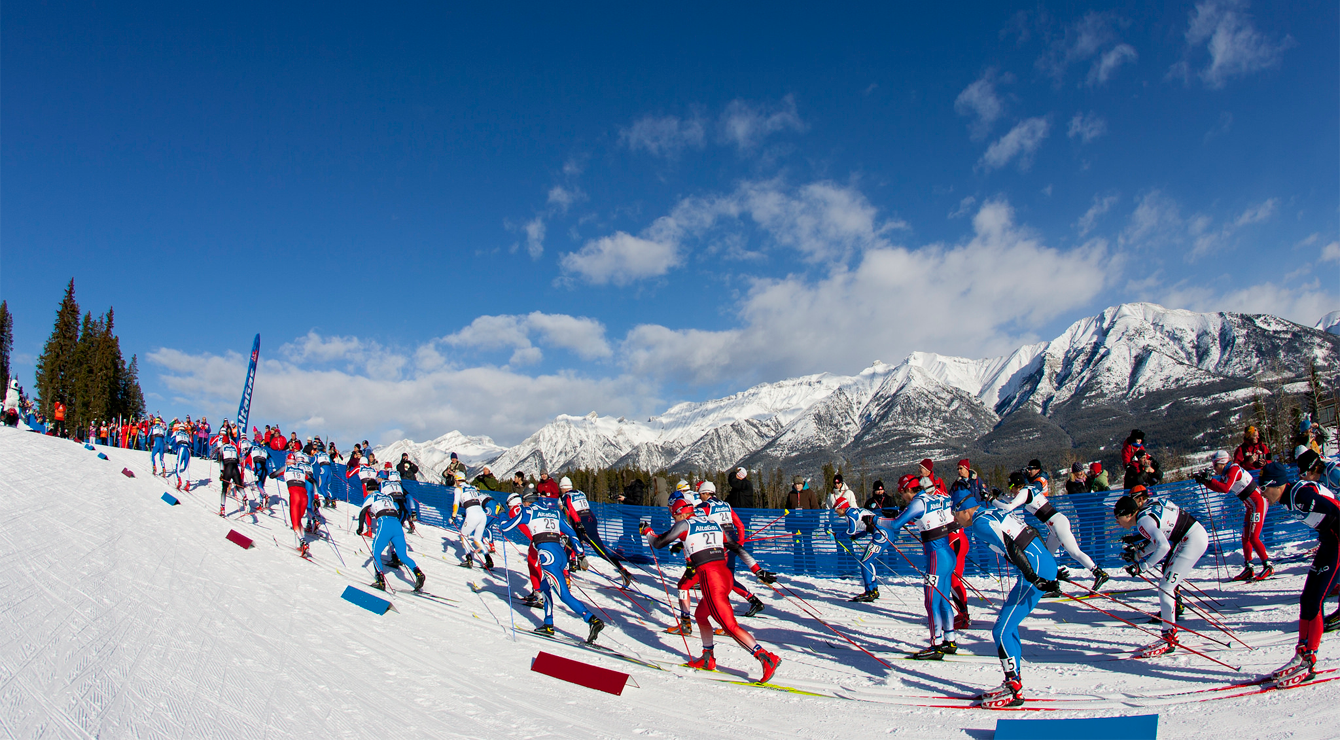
[309, 457, 1313, 581]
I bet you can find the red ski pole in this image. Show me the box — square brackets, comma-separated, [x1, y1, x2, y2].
[1057, 586, 1241, 672]
[761, 580, 892, 669]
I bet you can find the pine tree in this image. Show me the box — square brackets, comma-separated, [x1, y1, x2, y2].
[35, 280, 81, 420]
[0, 300, 12, 394]
[121, 355, 145, 417]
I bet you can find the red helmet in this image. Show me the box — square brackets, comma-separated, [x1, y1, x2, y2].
[670, 500, 694, 518]
[897, 473, 919, 492]
[286, 453, 297, 464]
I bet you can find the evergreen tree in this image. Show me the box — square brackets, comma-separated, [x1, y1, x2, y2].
[0, 300, 12, 394]
[35, 280, 81, 420]
[121, 355, 145, 417]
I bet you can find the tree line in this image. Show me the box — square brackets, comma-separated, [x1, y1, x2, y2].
[34, 279, 144, 432]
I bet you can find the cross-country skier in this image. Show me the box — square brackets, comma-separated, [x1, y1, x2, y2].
[499, 495, 605, 643]
[556, 476, 634, 586]
[1195, 450, 1272, 581]
[311, 441, 334, 508]
[212, 429, 245, 516]
[697, 481, 764, 616]
[248, 441, 270, 505]
[835, 491, 889, 602]
[170, 418, 192, 490]
[1257, 455, 1340, 687]
[270, 452, 318, 556]
[886, 475, 960, 659]
[379, 464, 416, 531]
[346, 453, 379, 533]
[450, 470, 493, 570]
[148, 416, 167, 475]
[644, 499, 781, 681]
[506, 488, 547, 608]
[947, 460, 986, 628]
[1113, 492, 1209, 658]
[954, 489, 1059, 709]
[995, 470, 1109, 592]
[357, 477, 426, 592]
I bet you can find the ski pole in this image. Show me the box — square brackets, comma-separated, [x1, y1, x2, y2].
[1068, 577, 1231, 649]
[1056, 585, 1241, 671]
[1133, 572, 1250, 649]
[759, 580, 892, 669]
[828, 531, 909, 606]
[1179, 576, 1230, 612]
[744, 510, 790, 540]
[887, 538, 985, 611]
[898, 524, 994, 606]
[1194, 481, 1229, 587]
[498, 526, 516, 641]
[645, 533, 693, 657]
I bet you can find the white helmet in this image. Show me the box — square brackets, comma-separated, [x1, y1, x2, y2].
[698, 481, 716, 496]
[675, 480, 691, 492]
[453, 470, 467, 484]
[559, 476, 573, 491]
[1211, 450, 1230, 465]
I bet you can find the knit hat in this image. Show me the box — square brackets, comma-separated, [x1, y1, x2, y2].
[957, 459, 970, 470]
[1297, 450, 1322, 474]
[1026, 459, 1042, 470]
[1089, 462, 1102, 475]
[1113, 495, 1138, 518]
[793, 475, 805, 485]
[833, 473, 844, 485]
[919, 459, 934, 473]
[1071, 461, 1084, 473]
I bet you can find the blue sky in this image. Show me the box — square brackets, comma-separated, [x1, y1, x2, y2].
[3, 1, 1336, 446]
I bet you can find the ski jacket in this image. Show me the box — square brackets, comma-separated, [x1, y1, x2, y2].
[499, 498, 576, 546]
[560, 489, 593, 523]
[993, 484, 1060, 524]
[1204, 463, 1257, 500]
[696, 498, 747, 540]
[949, 473, 989, 509]
[884, 490, 956, 543]
[1234, 441, 1270, 471]
[1132, 499, 1201, 571]
[825, 483, 858, 511]
[1278, 480, 1340, 534]
[648, 515, 758, 571]
[970, 506, 1047, 584]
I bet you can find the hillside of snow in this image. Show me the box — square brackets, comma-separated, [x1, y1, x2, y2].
[7, 426, 1340, 738]
[396, 302, 1339, 477]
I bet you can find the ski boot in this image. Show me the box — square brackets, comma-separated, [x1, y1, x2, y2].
[371, 571, 387, 591]
[849, 589, 880, 603]
[1324, 610, 1340, 633]
[1135, 628, 1178, 659]
[979, 676, 1024, 709]
[586, 616, 605, 645]
[666, 615, 693, 635]
[686, 648, 716, 671]
[387, 552, 403, 570]
[457, 557, 473, 569]
[1253, 563, 1274, 581]
[910, 644, 945, 661]
[218, 504, 225, 517]
[1231, 565, 1255, 582]
[1175, 588, 1185, 619]
[484, 554, 495, 571]
[742, 595, 766, 617]
[939, 640, 958, 655]
[519, 591, 545, 609]
[298, 542, 311, 559]
[533, 624, 555, 637]
[413, 568, 426, 593]
[954, 613, 971, 631]
[1092, 567, 1111, 591]
[1271, 646, 1318, 688]
[753, 647, 781, 683]
[488, 540, 496, 554]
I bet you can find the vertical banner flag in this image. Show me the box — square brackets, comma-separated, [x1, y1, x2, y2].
[236, 334, 260, 435]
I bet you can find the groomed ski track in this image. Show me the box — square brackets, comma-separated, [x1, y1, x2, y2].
[3, 427, 1338, 739]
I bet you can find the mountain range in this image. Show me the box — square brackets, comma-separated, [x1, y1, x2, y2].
[376, 303, 1340, 481]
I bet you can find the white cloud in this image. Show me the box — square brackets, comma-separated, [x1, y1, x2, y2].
[1322, 242, 1340, 264]
[443, 312, 613, 361]
[621, 199, 1109, 386]
[523, 216, 546, 259]
[524, 313, 613, 359]
[954, 70, 1009, 141]
[1067, 111, 1108, 143]
[146, 344, 657, 447]
[1121, 190, 1281, 259]
[979, 117, 1051, 171]
[559, 230, 680, 285]
[547, 186, 585, 213]
[1156, 278, 1339, 328]
[620, 114, 706, 158]
[1088, 44, 1137, 86]
[1078, 193, 1119, 236]
[1234, 198, 1277, 226]
[949, 196, 977, 219]
[281, 332, 366, 363]
[1172, 0, 1294, 88]
[717, 95, 806, 151]
[1037, 12, 1136, 85]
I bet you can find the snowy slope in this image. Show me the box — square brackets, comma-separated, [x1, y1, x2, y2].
[8, 426, 1340, 739]
[1318, 310, 1340, 336]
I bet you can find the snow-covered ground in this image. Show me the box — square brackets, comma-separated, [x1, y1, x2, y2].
[4, 427, 1339, 739]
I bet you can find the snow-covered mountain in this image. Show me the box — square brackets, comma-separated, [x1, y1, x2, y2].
[374, 431, 506, 481]
[1318, 310, 1340, 336]
[386, 303, 1340, 477]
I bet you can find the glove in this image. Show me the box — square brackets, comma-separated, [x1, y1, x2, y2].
[755, 570, 777, 584]
[1125, 563, 1141, 578]
[1193, 472, 1210, 486]
[638, 521, 653, 536]
[1119, 547, 1137, 563]
[1033, 578, 1059, 593]
[670, 542, 683, 555]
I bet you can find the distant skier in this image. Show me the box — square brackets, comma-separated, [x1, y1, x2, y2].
[270, 452, 318, 555]
[1196, 450, 1272, 581]
[507, 488, 547, 608]
[148, 416, 167, 475]
[380, 464, 416, 532]
[212, 429, 245, 517]
[170, 418, 192, 491]
[357, 477, 426, 592]
[499, 495, 605, 643]
[885, 475, 959, 660]
[643, 499, 780, 682]
[450, 471, 493, 569]
[696, 481, 764, 616]
[835, 490, 889, 603]
[995, 470, 1109, 592]
[311, 440, 334, 508]
[1257, 455, 1339, 687]
[557, 476, 634, 586]
[248, 441, 270, 505]
[1113, 492, 1209, 658]
[954, 489, 1058, 709]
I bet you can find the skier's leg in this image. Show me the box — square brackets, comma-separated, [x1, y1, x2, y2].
[934, 542, 956, 641]
[288, 484, 306, 532]
[858, 538, 882, 592]
[724, 549, 754, 600]
[540, 546, 591, 620]
[390, 526, 417, 572]
[701, 563, 757, 651]
[949, 529, 970, 615]
[1299, 535, 1339, 652]
[1047, 514, 1096, 570]
[1248, 494, 1270, 565]
[526, 545, 542, 592]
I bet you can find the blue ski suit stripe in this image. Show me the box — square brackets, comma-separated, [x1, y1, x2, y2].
[371, 515, 417, 574]
[537, 543, 593, 625]
[992, 540, 1054, 677]
[923, 539, 955, 641]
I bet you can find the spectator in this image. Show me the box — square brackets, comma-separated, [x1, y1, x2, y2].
[826, 473, 858, 510]
[948, 460, 987, 508]
[618, 478, 646, 506]
[1121, 429, 1146, 469]
[652, 475, 669, 507]
[1023, 459, 1050, 495]
[53, 400, 66, 438]
[396, 453, 420, 481]
[785, 475, 819, 510]
[919, 459, 948, 496]
[328, 442, 343, 463]
[536, 471, 560, 497]
[511, 471, 526, 493]
[1087, 462, 1110, 491]
[865, 479, 894, 511]
[1123, 450, 1163, 489]
[472, 466, 500, 491]
[726, 467, 754, 508]
[288, 432, 300, 451]
[1234, 425, 1271, 471]
[443, 452, 466, 481]
[1065, 462, 1088, 495]
[195, 417, 210, 457]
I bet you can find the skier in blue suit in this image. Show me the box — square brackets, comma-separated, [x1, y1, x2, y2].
[356, 477, 425, 592]
[954, 488, 1058, 710]
[499, 496, 605, 644]
[883, 475, 958, 659]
